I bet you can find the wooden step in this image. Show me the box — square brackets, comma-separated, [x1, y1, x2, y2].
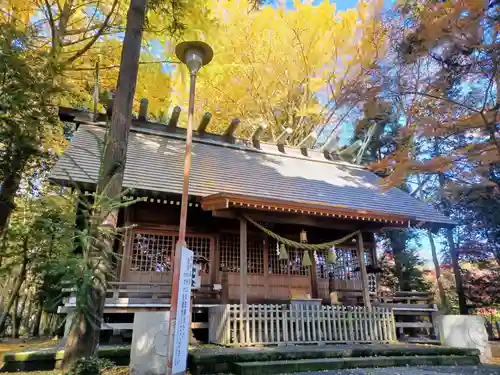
[232, 355, 480, 375]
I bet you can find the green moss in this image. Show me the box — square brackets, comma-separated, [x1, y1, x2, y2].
[2, 346, 131, 372]
[3, 350, 64, 362]
[232, 355, 481, 375]
[3, 346, 130, 364]
[188, 345, 480, 365]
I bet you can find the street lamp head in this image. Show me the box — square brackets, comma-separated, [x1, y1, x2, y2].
[175, 41, 213, 74]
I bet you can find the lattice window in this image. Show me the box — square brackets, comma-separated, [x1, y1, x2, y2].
[267, 239, 309, 276]
[247, 237, 264, 275]
[219, 234, 264, 274]
[331, 248, 358, 280]
[330, 247, 376, 292]
[219, 234, 240, 272]
[130, 232, 175, 272]
[268, 239, 284, 274]
[365, 250, 377, 292]
[314, 249, 330, 279]
[186, 236, 211, 274]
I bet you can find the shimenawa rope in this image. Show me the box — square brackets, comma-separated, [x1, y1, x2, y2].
[242, 213, 359, 251]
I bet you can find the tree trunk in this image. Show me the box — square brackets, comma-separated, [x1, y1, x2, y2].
[14, 293, 27, 337]
[40, 311, 48, 335]
[12, 294, 20, 338]
[428, 231, 448, 312]
[0, 167, 23, 232]
[32, 306, 43, 337]
[23, 297, 32, 332]
[0, 276, 12, 311]
[434, 137, 468, 315]
[46, 313, 54, 336]
[446, 228, 468, 314]
[62, 0, 147, 369]
[0, 240, 28, 333]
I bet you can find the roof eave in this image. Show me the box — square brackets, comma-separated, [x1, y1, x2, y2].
[201, 192, 410, 226]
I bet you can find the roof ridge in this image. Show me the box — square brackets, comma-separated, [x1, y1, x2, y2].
[80, 122, 367, 171]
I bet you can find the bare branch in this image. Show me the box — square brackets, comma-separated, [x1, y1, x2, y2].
[42, 0, 57, 56]
[64, 23, 107, 36]
[68, 60, 180, 71]
[61, 30, 118, 46]
[62, 0, 119, 67]
[402, 91, 482, 114]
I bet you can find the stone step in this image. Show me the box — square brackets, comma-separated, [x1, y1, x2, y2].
[405, 338, 441, 345]
[232, 355, 480, 375]
[188, 345, 481, 375]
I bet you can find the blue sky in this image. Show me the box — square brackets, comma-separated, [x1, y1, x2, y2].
[289, 0, 359, 10]
[284, 0, 395, 11]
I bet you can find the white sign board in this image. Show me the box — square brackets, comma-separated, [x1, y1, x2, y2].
[171, 247, 193, 374]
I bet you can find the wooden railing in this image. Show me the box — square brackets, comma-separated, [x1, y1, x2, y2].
[105, 282, 220, 301]
[107, 282, 172, 299]
[208, 304, 396, 346]
[375, 291, 438, 340]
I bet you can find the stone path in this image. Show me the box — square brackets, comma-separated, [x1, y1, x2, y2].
[290, 365, 500, 375]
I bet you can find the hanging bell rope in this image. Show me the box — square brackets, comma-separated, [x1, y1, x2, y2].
[302, 250, 312, 266]
[242, 214, 360, 251]
[279, 243, 289, 260]
[327, 247, 337, 264]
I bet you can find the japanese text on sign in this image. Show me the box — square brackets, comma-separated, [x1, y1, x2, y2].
[191, 263, 201, 289]
[172, 247, 193, 374]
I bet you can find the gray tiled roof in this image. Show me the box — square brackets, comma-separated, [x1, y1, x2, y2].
[50, 124, 454, 226]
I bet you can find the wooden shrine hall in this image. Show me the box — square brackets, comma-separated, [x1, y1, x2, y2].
[51, 103, 453, 346]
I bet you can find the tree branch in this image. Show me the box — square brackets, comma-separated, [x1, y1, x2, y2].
[62, 0, 119, 67]
[68, 59, 179, 71]
[402, 91, 482, 114]
[42, 0, 57, 57]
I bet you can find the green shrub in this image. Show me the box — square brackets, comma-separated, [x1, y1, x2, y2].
[67, 357, 114, 375]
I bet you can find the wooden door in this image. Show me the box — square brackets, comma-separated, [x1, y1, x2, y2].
[124, 229, 214, 285]
[125, 230, 176, 284]
[266, 242, 311, 301]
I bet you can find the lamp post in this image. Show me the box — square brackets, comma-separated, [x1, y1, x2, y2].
[175, 41, 213, 246]
[165, 41, 213, 375]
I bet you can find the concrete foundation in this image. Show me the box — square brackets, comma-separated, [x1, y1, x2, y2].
[130, 311, 170, 375]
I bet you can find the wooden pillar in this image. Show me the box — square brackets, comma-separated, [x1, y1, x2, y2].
[220, 266, 229, 304]
[369, 232, 380, 296]
[357, 231, 372, 311]
[212, 235, 221, 285]
[310, 257, 318, 299]
[263, 237, 269, 301]
[239, 217, 248, 306]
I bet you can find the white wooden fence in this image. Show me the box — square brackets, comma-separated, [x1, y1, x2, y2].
[208, 304, 396, 346]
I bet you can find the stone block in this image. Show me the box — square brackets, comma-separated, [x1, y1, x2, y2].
[436, 314, 490, 361]
[130, 311, 170, 375]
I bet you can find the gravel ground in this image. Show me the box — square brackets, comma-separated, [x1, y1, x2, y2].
[289, 365, 500, 375]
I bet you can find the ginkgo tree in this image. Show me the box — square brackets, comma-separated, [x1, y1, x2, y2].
[169, 0, 386, 145]
[0, 0, 218, 231]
